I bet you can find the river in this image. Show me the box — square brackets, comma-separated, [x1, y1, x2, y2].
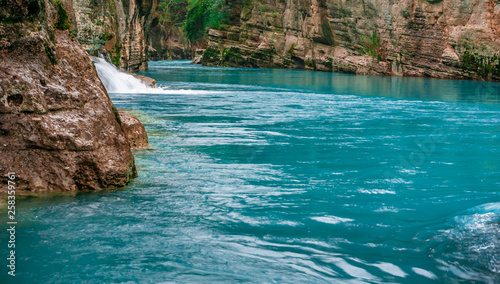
[2, 60, 499, 283]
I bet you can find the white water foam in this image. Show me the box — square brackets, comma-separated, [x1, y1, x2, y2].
[92, 56, 219, 95]
[92, 56, 153, 93]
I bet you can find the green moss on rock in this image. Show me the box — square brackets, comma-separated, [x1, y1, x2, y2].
[221, 46, 246, 67]
[202, 46, 221, 65]
[44, 43, 57, 64]
[54, 0, 70, 30]
[461, 43, 500, 79]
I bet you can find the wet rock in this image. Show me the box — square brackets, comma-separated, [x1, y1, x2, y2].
[71, 0, 155, 72]
[118, 110, 150, 149]
[192, 55, 202, 64]
[0, 0, 137, 192]
[147, 24, 194, 60]
[130, 74, 157, 87]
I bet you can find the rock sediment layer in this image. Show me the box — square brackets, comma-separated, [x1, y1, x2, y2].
[201, 0, 500, 81]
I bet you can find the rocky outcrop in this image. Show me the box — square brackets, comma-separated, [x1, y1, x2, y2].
[0, 0, 142, 192]
[201, 0, 500, 81]
[148, 24, 194, 60]
[131, 73, 157, 87]
[119, 110, 150, 149]
[68, 0, 157, 71]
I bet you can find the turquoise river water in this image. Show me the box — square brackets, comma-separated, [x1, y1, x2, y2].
[1, 60, 500, 283]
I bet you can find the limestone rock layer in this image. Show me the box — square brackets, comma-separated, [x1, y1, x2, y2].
[201, 0, 500, 81]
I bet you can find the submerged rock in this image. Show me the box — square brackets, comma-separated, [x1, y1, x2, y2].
[0, 0, 142, 192]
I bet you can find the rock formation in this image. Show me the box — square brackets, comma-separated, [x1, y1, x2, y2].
[0, 0, 147, 192]
[200, 0, 500, 81]
[146, 0, 196, 60]
[148, 24, 194, 60]
[69, 0, 193, 70]
[131, 73, 157, 87]
[68, 0, 157, 71]
[119, 110, 150, 149]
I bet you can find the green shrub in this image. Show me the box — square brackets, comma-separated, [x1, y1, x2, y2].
[44, 44, 57, 65]
[360, 31, 382, 60]
[184, 0, 230, 42]
[112, 42, 121, 67]
[461, 43, 500, 79]
[54, 0, 70, 30]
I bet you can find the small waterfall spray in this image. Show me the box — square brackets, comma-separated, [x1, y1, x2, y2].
[92, 56, 154, 93]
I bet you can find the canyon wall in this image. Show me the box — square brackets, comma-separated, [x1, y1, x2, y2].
[148, 24, 193, 60]
[0, 0, 142, 192]
[69, 0, 193, 70]
[68, 0, 157, 71]
[201, 0, 500, 81]
[146, 0, 195, 60]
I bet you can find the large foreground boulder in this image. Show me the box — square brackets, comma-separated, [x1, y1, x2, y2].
[0, 0, 140, 192]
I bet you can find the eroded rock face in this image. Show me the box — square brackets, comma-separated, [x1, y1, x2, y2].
[0, 0, 138, 192]
[69, 0, 156, 71]
[148, 24, 194, 60]
[201, 0, 500, 81]
[118, 110, 149, 149]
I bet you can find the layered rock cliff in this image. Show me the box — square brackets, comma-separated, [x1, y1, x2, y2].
[68, 0, 156, 71]
[201, 0, 500, 81]
[146, 0, 195, 60]
[68, 0, 193, 69]
[148, 24, 194, 60]
[0, 0, 145, 192]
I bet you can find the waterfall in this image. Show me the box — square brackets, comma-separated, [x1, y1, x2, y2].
[92, 56, 222, 96]
[91, 56, 153, 93]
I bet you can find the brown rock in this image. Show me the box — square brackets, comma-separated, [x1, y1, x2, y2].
[130, 73, 157, 87]
[192, 55, 203, 64]
[70, 0, 154, 72]
[0, 0, 138, 192]
[118, 110, 150, 150]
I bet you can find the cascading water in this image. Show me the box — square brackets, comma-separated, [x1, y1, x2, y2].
[91, 56, 217, 95]
[92, 56, 154, 93]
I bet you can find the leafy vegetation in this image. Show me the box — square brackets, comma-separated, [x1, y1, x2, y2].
[184, 0, 230, 42]
[44, 44, 57, 65]
[112, 42, 121, 67]
[461, 43, 500, 79]
[157, 0, 188, 24]
[54, 0, 70, 30]
[360, 31, 382, 60]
